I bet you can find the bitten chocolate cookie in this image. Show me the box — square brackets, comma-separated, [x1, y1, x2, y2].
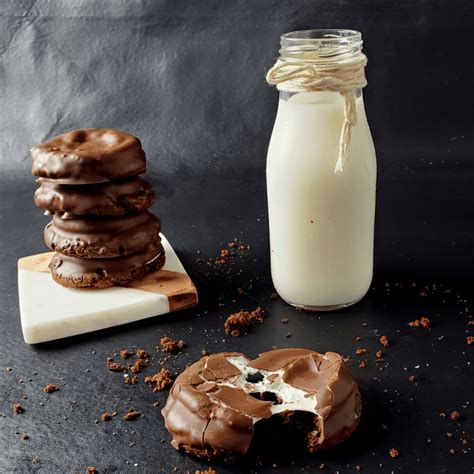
[162, 348, 361, 463]
[34, 177, 155, 218]
[49, 243, 165, 289]
[31, 128, 146, 184]
[44, 211, 161, 259]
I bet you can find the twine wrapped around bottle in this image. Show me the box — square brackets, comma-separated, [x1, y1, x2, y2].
[266, 54, 368, 172]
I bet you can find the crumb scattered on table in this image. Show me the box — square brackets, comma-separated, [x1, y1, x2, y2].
[13, 403, 24, 413]
[144, 368, 174, 392]
[159, 336, 186, 354]
[407, 316, 430, 328]
[389, 448, 399, 458]
[224, 307, 265, 337]
[43, 383, 59, 393]
[123, 409, 141, 421]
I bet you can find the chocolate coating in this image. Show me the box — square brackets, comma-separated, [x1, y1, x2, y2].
[49, 243, 165, 289]
[162, 349, 361, 463]
[44, 211, 161, 259]
[34, 177, 155, 217]
[31, 128, 146, 184]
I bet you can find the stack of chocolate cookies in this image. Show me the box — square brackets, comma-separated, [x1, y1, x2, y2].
[31, 128, 165, 289]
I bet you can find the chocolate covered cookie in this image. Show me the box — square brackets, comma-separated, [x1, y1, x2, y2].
[34, 177, 155, 218]
[44, 211, 161, 259]
[49, 243, 165, 289]
[162, 348, 361, 463]
[32, 128, 146, 184]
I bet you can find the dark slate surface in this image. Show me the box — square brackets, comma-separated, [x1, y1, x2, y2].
[0, 1, 473, 473]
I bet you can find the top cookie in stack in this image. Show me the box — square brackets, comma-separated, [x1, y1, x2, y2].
[31, 128, 165, 289]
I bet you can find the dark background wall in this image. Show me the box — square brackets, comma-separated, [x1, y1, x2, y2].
[1, 0, 473, 279]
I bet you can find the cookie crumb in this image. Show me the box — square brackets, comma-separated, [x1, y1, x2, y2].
[21, 433, 29, 440]
[224, 307, 265, 337]
[319, 464, 326, 470]
[123, 408, 141, 421]
[358, 361, 367, 368]
[144, 368, 174, 392]
[355, 336, 363, 342]
[100, 412, 111, 422]
[407, 316, 430, 328]
[13, 403, 24, 414]
[449, 448, 456, 455]
[136, 349, 148, 359]
[119, 349, 133, 359]
[201, 348, 209, 357]
[159, 336, 186, 354]
[375, 350, 384, 360]
[270, 292, 279, 300]
[43, 383, 59, 393]
[379, 335, 389, 347]
[467, 336, 474, 345]
[389, 448, 399, 458]
[408, 375, 416, 383]
[124, 375, 137, 385]
[106, 358, 125, 372]
[129, 357, 148, 374]
[195, 469, 217, 474]
[450, 411, 460, 421]
[281, 318, 289, 324]
[86, 467, 98, 474]
[152, 401, 160, 407]
[355, 348, 367, 355]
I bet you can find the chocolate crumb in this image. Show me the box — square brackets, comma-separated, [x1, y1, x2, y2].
[379, 335, 389, 347]
[106, 358, 125, 372]
[123, 408, 141, 421]
[389, 448, 399, 458]
[408, 375, 416, 383]
[43, 383, 59, 393]
[467, 336, 474, 345]
[144, 368, 174, 392]
[100, 412, 111, 422]
[355, 348, 367, 355]
[119, 349, 133, 359]
[224, 307, 265, 337]
[21, 433, 29, 440]
[450, 411, 461, 421]
[86, 468, 98, 474]
[407, 316, 430, 328]
[159, 336, 186, 354]
[13, 403, 24, 414]
[281, 318, 289, 324]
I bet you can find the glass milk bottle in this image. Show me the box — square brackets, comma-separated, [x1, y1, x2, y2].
[266, 29, 376, 311]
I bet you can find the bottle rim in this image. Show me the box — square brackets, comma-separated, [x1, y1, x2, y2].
[280, 29, 363, 62]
